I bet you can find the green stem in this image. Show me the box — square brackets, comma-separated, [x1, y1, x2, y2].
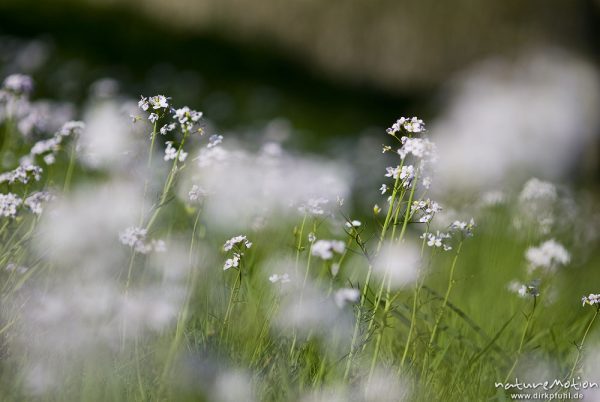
[565, 306, 600, 381]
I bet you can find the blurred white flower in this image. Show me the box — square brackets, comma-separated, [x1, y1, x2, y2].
[525, 239, 570, 273]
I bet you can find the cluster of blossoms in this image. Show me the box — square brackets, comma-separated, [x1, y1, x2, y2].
[449, 219, 476, 237]
[24, 191, 53, 215]
[420, 231, 452, 251]
[345, 220, 361, 229]
[207, 134, 223, 149]
[164, 141, 188, 162]
[2, 74, 34, 95]
[411, 199, 442, 223]
[269, 273, 291, 284]
[525, 239, 570, 273]
[383, 165, 415, 189]
[0, 164, 42, 185]
[298, 197, 330, 216]
[138, 95, 169, 112]
[386, 117, 425, 135]
[0, 193, 23, 218]
[28, 120, 84, 165]
[188, 184, 208, 203]
[311, 240, 345, 260]
[582, 294, 600, 307]
[508, 280, 540, 298]
[397, 136, 437, 162]
[223, 235, 252, 251]
[173, 106, 203, 132]
[119, 227, 166, 254]
[223, 235, 252, 270]
[334, 288, 360, 308]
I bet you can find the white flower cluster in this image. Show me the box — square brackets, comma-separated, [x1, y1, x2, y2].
[29, 120, 84, 165]
[582, 294, 600, 307]
[138, 95, 169, 112]
[386, 117, 425, 135]
[508, 280, 540, 298]
[411, 199, 442, 223]
[519, 178, 557, 203]
[449, 219, 476, 237]
[398, 136, 437, 162]
[207, 134, 223, 149]
[525, 239, 570, 273]
[164, 141, 188, 162]
[269, 273, 291, 284]
[384, 165, 415, 189]
[188, 184, 208, 203]
[334, 288, 360, 308]
[119, 226, 166, 254]
[224, 253, 242, 270]
[174, 106, 203, 132]
[420, 231, 452, 251]
[223, 235, 253, 252]
[0, 163, 42, 185]
[0, 193, 23, 218]
[2, 74, 34, 95]
[345, 220, 361, 229]
[298, 197, 329, 216]
[24, 191, 53, 215]
[222, 235, 252, 270]
[311, 240, 345, 260]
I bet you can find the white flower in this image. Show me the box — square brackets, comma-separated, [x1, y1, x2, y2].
[519, 178, 557, 203]
[385, 166, 400, 179]
[311, 240, 345, 260]
[411, 199, 442, 223]
[0, 164, 43, 185]
[420, 231, 452, 251]
[223, 235, 252, 251]
[308, 232, 316, 243]
[188, 185, 207, 202]
[582, 294, 600, 307]
[398, 136, 436, 161]
[119, 226, 165, 254]
[386, 116, 426, 136]
[43, 154, 55, 165]
[298, 198, 329, 216]
[345, 220, 361, 228]
[422, 176, 432, 189]
[148, 95, 169, 110]
[174, 106, 203, 131]
[148, 113, 159, 123]
[224, 253, 242, 270]
[0, 193, 23, 218]
[526, 239, 570, 272]
[269, 273, 291, 284]
[334, 288, 360, 308]
[163, 141, 187, 162]
[138, 96, 149, 111]
[3, 74, 34, 94]
[449, 218, 476, 237]
[207, 134, 223, 149]
[24, 191, 52, 215]
[379, 184, 388, 194]
[159, 123, 176, 135]
[374, 242, 421, 288]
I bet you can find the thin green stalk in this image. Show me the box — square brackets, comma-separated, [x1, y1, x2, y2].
[343, 171, 403, 380]
[62, 135, 78, 192]
[565, 305, 599, 381]
[427, 241, 463, 353]
[503, 291, 537, 383]
[145, 129, 189, 231]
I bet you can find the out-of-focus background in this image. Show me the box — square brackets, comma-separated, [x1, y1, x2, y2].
[1, 0, 599, 191]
